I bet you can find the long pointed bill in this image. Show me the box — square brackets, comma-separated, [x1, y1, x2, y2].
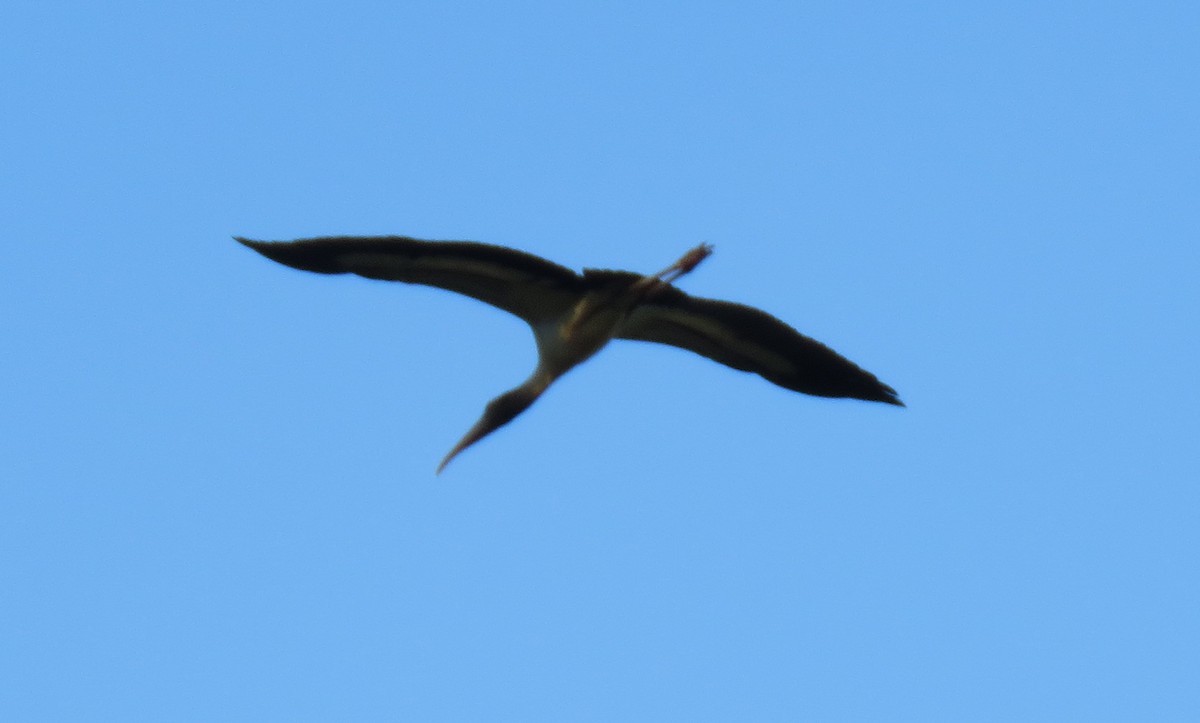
[436, 415, 497, 474]
[436, 385, 543, 474]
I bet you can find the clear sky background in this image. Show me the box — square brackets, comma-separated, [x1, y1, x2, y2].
[3, 2, 1197, 720]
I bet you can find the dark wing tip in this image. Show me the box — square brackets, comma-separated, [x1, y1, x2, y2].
[233, 235, 346, 274]
[233, 235, 275, 255]
[825, 369, 904, 407]
[872, 383, 905, 408]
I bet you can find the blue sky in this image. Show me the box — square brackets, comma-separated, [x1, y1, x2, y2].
[3, 1, 1197, 720]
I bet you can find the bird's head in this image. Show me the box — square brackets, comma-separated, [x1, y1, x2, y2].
[436, 386, 540, 474]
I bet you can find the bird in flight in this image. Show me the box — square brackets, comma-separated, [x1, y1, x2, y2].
[237, 235, 902, 472]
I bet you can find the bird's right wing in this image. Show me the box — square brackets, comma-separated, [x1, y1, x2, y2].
[617, 286, 903, 405]
[236, 236, 584, 322]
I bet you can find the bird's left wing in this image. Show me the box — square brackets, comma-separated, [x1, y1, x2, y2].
[617, 285, 903, 406]
[236, 236, 584, 322]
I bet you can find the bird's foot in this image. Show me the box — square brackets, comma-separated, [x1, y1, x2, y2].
[632, 243, 713, 294]
[666, 243, 714, 280]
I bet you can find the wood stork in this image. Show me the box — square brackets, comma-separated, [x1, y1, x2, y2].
[236, 235, 903, 472]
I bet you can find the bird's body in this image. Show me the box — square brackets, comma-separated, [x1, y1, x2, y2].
[237, 235, 902, 471]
